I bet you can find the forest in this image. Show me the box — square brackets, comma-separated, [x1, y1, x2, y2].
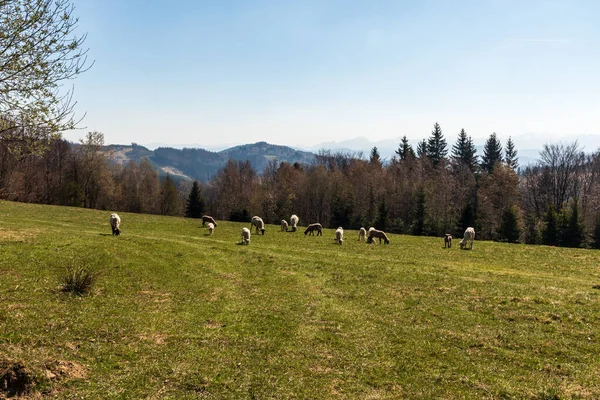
[1, 123, 600, 249]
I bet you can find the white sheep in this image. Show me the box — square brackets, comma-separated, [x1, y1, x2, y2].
[251, 216, 266, 235]
[201, 215, 217, 227]
[335, 227, 344, 245]
[241, 227, 251, 245]
[281, 220, 289, 232]
[368, 229, 390, 244]
[459, 227, 475, 250]
[109, 213, 121, 236]
[208, 222, 215, 236]
[290, 214, 299, 232]
[304, 223, 322, 236]
[358, 227, 367, 242]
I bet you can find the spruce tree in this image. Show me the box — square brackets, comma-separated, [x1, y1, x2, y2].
[370, 146, 381, 167]
[561, 199, 584, 248]
[505, 136, 519, 170]
[395, 136, 415, 160]
[426, 122, 448, 166]
[160, 175, 180, 216]
[499, 205, 521, 243]
[451, 128, 478, 171]
[480, 132, 503, 173]
[185, 181, 204, 218]
[375, 198, 389, 231]
[416, 139, 427, 158]
[542, 205, 558, 246]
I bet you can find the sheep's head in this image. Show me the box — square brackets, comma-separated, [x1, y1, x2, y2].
[261, 229, 265, 235]
[114, 228, 120, 236]
[459, 239, 465, 249]
[384, 238, 389, 244]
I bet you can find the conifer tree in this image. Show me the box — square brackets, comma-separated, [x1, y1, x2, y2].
[542, 205, 558, 246]
[370, 146, 382, 167]
[185, 181, 204, 218]
[412, 189, 426, 235]
[160, 175, 180, 216]
[481, 132, 503, 173]
[395, 136, 415, 160]
[451, 128, 478, 171]
[560, 199, 584, 248]
[416, 139, 427, 158]
[426, 122, 448, 166]
[505, 136, 519, 170]
[499, 205, 521, 243]
[592, 214, 600, 249]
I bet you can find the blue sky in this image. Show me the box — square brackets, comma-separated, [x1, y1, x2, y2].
[63, 0, 600, 150]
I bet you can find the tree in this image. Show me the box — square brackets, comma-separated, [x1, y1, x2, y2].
[160, 175, 180, 216]
[411, 189, 426, 235]
[1, 0, 91, 154]
[426, 122, 448, 166]
[185, 181, 204, 218]
[592, 214, 600, 249]
[395, 136, 415, 160]
[370, 146, 382, 168]
[542, 205, 558, 246]
[480, 133, 503, 173]
[451, 129, 478, 171]
[416, 139, 427, 159]
[505, 136, 518, 170]
[559, 199, 584, 248]
[499, 205, 521, 243]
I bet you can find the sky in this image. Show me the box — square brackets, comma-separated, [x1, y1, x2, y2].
[63, 0, 600, 151]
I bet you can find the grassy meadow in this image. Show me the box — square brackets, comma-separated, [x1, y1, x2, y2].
[1, 200, 600, 399]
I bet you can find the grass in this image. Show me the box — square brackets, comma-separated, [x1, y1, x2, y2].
[1, 200, 600, 398]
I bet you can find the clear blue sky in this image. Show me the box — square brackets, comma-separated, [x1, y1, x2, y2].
[64, 0, 600, 149]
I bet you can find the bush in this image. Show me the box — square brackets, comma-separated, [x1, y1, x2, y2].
[59, 262, 99, 295]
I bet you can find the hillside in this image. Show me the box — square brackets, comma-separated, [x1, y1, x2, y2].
[102, 142, 316, 182]
[2, 200, 600, 398]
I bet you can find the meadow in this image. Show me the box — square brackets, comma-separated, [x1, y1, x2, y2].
[1, 200, 599, 399]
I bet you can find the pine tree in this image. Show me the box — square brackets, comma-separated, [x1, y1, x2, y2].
[542, 205, 558, 246]
[480, 132, 503, 173]
[185, 181, 204, 218]
[505, 136, 518, 170]
[451, 128, 478, 171]
[499, 205, 521, 243]
[395, 136, 415, 160]
[426, 122, 448, 166]
[160, 175, 180, 216]
[375, 198, 389, 231]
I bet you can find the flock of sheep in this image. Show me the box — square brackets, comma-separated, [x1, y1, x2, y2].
[109, 213, 475, 249]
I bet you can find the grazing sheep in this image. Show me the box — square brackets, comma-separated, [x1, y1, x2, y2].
[281, 220, 289, 232]
[290, 214, 299, 232]
[201, 215, 217, 227]
[208, 222, 215, 236]
[460, 227, 475, 250]
[335, 227, 344, 245]
[251, 216, 266, 235]
[241, 227, 251, 245]
[368, 229, 390, 244]
[444, 234, 452, 248]
[358, 227, 367, 242]
[110, 213, 121, 236]
[304, 223, 323, 236]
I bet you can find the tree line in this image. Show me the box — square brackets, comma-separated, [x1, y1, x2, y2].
[2, 123, 600, 249]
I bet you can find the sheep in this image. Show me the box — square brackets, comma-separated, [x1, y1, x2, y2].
[335, 227, 344, 245]
[241, 227, 251, 245]
[281, 220, 289, 232]
[290, 214, 299, 232]
[201, 215, 217, 227]
[304, 223, 323, 236]
[459, 227, 475, 250]
[251, 216, 266, 235]
[368, 229, 390, 244]
[208, 222, 215, 236]
[358, 227, 367, 242]
[109, 213, 121, 236]
[444, 234, 452, 248]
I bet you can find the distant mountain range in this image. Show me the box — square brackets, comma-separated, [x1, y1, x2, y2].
[104, 141, 315, 182]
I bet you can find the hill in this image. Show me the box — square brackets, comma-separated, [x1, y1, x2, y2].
[102, 142, 316, 182]
[2, 200, 599, 398]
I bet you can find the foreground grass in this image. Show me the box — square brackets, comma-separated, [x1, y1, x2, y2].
[1, 200, 599, 399]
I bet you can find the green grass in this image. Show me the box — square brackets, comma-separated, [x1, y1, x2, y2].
[1, 200, 600, 399]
